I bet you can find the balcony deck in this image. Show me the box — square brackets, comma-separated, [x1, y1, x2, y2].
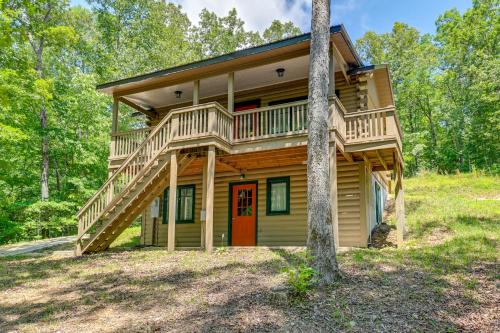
[108, 98, 402, 172]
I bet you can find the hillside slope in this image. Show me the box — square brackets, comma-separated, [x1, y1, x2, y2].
[0, 173, 498, 332]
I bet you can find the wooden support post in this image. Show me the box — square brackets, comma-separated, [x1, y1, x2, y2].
[167, 151, 178, 252]
[75, 239, 82, 256]
[328, 43, 336, 98]
[109, 97, 119, 171]
[193, 80, 200, 105]
[395, 163, 406, 248]
[75, 218, 83, 256]
[329, 142, 339, 249]
[200, 156, 207, 249]
[205, 145, 215, 253]
[111, 96, 119, 133]
[227, 72, 234, 113]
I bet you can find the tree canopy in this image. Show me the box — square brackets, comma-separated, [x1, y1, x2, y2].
[356, 0, 499, 175]
[0, 0, 301, 243]
[0, 0, 497, 244]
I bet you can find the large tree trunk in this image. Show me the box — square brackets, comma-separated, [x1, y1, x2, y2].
[36, 49, 50, 201]
[307, 0, 340, 285]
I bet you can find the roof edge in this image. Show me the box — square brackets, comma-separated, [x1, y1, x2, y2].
[97, 24, 362, 92]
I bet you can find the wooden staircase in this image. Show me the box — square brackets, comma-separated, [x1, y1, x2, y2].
[76, 112, 194, 254]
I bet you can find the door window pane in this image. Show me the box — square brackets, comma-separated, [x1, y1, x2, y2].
[237, 188, 253, 216]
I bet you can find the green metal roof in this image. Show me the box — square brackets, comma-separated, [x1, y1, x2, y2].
[97, 24, 363, 91]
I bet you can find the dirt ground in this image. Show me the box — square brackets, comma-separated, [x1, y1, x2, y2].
[0, 243, 497, 333]
[1, 173, 499, 332]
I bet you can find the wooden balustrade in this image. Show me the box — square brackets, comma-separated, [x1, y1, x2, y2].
[344, 106, 402, 149]
[79, 102, 231, 238]
[111, 128, 151, 159]
[78, 113, 173, 237]
[107, 101, 402, 169]
[232, 100, 308, 142]
[170, 102, 233, 144]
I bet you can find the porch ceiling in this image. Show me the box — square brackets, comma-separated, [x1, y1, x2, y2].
[122, 55, 342, 110]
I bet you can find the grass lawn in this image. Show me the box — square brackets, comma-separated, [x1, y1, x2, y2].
[0, 173, 498, 332]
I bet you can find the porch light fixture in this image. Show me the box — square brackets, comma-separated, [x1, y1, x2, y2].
[276, 68, 285, 78]
[174, 90, 182, 98]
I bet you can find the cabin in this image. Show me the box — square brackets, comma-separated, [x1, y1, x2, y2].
[76, 25, 405, 255]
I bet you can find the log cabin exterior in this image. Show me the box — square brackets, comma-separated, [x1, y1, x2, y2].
[76, 25, 405, 255]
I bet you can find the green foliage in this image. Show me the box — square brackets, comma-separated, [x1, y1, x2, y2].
[0, 0, 301, 245]
[356, 1, 499, 175]
[284, 252, 317, 296]
[262, 20, 302, 43]
[285, 262, 316, 296]
[22, 201, 78, 239]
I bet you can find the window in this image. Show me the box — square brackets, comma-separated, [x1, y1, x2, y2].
[161, 184, 196, 224]
[177, 185, 195, 223]
[161, 187, 169, 224]
[266, 177, 290, 215]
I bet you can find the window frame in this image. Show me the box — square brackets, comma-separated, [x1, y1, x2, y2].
[161, 184, 196, 224]
[266, 176, 290, 216]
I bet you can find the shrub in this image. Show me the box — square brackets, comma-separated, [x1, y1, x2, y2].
[285, 262, 316, 297]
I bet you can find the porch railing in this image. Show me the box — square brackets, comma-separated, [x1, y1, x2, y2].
[344, 106, 402, 149]
[232, 100, 308, 142]
[108, 100, 403, 161]
[111, 128, 151, 159]
[170, 102, 233, 144]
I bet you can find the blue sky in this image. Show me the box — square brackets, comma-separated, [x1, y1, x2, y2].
[70, 0, 472, 41]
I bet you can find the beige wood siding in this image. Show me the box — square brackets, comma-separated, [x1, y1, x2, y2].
[335, 73, 359, 113]
[337, 161, 366, 247]
[142, 162, 367, 248]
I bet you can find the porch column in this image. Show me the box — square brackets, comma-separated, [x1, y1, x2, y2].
[205, 145, 215, 253]
[111, 96, 119, 133]
[193, 80, 200, 105]
[395, 162, 406, 248]
[329, 143, 339, 249]
[108, 97, 119, 204]
[227, 72, 234, 113]
[167, 151, 178, 252]
[328, 43, 336, 98]
[200, 156, 208, 248]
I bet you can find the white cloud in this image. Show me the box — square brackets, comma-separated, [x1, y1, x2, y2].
[171, 0, 311, 32]
[331, 0, 365, 25]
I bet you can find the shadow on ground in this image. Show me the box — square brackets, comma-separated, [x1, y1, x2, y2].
[1, 226, 497, 333]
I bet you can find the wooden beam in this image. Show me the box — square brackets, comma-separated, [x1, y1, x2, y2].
[395, 162, 405, 248]
[328, 42, 336, 98]
[341, 150, 354, 163]
[361, 152, 372, 170]
[227, 72, 234, 113]
[201, 156, 207, 249]
[167, 151, 177, 252]
[110, 97, 119, 165]
[118, 97, 157, 119]
[205, 145, 215, 253]
[216, 159, 240, 173]
[376, 150, 388, 171]
[329, 142, 339, 249]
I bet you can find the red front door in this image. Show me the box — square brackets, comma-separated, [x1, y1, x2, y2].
[231, 183, 257, 246]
